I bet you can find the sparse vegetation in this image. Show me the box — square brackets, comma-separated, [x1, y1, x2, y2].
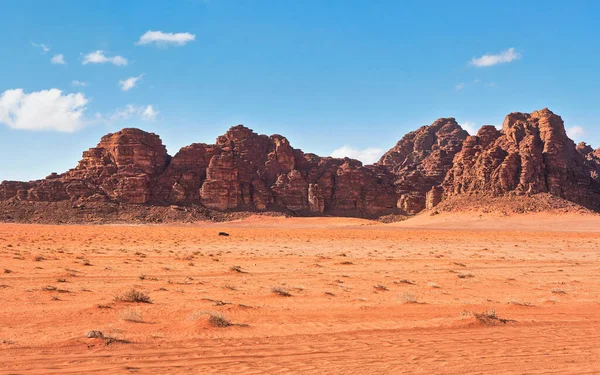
[401, 292, 419, 304]
[120, 308, 143, 322]
[374, 284, 388, 291]
[229, 265, 245, 273]
[208, 312, 232, 327]
[473, 310, 512, 325]
[551, 288, 567, 294]
[395, 279, 416, 285]
[115, 288, 152, 303]
[271, 286, 292, 297]
[188, 311, 233, 327]
[457, 273, 474, 279]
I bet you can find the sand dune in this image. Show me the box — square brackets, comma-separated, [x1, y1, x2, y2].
[1, 215, 599, 374]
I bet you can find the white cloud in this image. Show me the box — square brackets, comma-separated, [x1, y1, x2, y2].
[330, 146, 384, 165]
[142, 105, 158, 120]
[119, 74, 144, 91]
[136, 30, 196, 46]
[72, 80, 88, 87]
[83, 50, 128, 66]
[51, 54, 66, 65]
[456, 82, 465, 90]
[105, 104, 158, 122]
[470, 48, 520, 68]
[567, 126, 586, 141]
[461, 121, 478, 135]
[32, 42, 50, 53]
[0, 88, 88, 132]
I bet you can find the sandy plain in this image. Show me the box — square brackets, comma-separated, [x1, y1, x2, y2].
[0, 213, 599, 374]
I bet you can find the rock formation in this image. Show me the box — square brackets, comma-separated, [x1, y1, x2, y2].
[0, 126, 398, 217]
[443, 108, 600, 211]
[2, 108, 600, 220]
[377, 118, 468, 213]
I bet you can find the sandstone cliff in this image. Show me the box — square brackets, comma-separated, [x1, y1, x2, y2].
[443, 108, 600, 211]
[1, 126, 398, 217]
[377, 118, 468, 213]
[2, 108, 599, 220]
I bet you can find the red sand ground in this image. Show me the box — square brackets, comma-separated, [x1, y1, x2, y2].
[1, 213, 599, 374]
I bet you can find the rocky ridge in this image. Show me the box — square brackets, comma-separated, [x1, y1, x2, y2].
[2, 108, 600, 222]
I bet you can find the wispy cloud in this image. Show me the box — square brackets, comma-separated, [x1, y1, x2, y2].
[567, 126, 586, 141]
[0, 88, 88, 132]
[119, 74, 144, 91]
[82, 50, 128, 66]
[72, 80, 88, 87]
[103, 104, 159, 122]
[32, 42, 50, 53]
[141, 105, 158, 120]
[51, 54, 66, 65]
[461, 121, 478, 135]
[455, 79, 495, 90]
[330, 145, 384, 165]
[470, 48, 520, 68]
[136, 30, 196, 46]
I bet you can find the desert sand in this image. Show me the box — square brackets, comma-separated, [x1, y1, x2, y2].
[1, 213, 599, 374]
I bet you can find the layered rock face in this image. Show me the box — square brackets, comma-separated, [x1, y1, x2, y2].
[377, 118, 468, 213]
[2, 108, 600, 218]
[0, 125, 398, 217]
[444, 109, 600, 211]
[1, 128, 170, 205]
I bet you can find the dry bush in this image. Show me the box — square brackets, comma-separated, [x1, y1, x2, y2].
[115, 288, 152, 303]
[188, 311, 232, 327]
[394, 279, 416, 285]
[401, 292, 419, 303]
[229, 265, 244, 273]
[271, 287, 292, 297]
[120, 308, 143, 322]
[474, 310, 512, 325]
[208, 312, 232, 327]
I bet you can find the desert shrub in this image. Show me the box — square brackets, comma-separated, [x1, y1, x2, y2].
[208, 312, 231, 327]
[120, 308, 143, 322]
[401, 293, 418, 303]
[271, 287, 292, 297]
[474, 310, 511, 325]
[115, 288, 152, 303]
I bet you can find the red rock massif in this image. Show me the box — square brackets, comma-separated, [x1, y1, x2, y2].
[2, 108, 600, 220]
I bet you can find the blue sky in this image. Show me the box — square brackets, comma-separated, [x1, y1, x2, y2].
[1, 0, 599, 181]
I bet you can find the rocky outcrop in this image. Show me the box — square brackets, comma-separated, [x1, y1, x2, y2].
[444, 108, 600, 211]
[377, 118, 468, 213]
[2, 108, 600, 219]
[1, 125, 398, 217]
